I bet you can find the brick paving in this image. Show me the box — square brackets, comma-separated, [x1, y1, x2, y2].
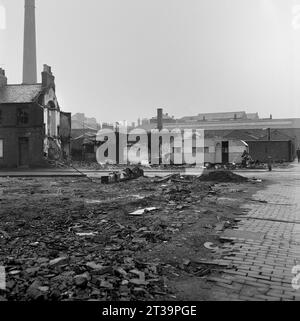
[207, 164, 300, 301]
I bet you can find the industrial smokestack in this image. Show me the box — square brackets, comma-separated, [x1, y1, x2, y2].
[157, 108, 163, 130]
[23, 0, 37, 84]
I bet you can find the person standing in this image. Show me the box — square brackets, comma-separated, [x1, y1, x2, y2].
[297, 148, 300, 163]
[267, 156, 273, 172]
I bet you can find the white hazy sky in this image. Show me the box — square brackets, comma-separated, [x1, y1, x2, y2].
[1, 0, 300, 123]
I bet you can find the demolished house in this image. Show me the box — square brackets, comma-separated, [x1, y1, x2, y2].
[0, 66, 71, 168]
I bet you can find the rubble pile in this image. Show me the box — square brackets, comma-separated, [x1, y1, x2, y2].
[199, 171, 248, 183]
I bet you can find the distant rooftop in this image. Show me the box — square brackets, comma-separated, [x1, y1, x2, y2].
[246, 113, 259, 120]
[71, 112, 100, 130]
[181, 111, 251, 122]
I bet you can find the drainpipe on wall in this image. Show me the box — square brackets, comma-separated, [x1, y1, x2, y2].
[267, 128, 271, 141]
[157, 108, 163, 165]
[267, 128, 272, 171]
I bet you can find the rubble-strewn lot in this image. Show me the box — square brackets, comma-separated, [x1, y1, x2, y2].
[0, 171, 263, 301]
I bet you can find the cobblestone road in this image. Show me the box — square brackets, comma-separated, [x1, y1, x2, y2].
[207, 163, 300, 301]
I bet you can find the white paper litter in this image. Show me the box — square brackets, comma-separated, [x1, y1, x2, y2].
[76, 232, 99, 237]
[129, 207, 157, 216]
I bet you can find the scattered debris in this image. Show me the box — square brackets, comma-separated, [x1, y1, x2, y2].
[194, 267, 211, 277]
[122, 167, 144, 181]
[129, 207, 158, 216]
[101, 173, 121, 184]
[26, 281, 46, 301]
[183, 259, 191, 266]
[228, 189, 245, 193]
[84, 200, 103, 204]
[86, 262, 112, 275]
[246, 198, 268, 204]
[100, 167, 144, 184]
[214, 221, 231, 232]
[74, 273, 90, 288]
[76, 232, 99, 237]
[153, 174, 177, 184]
[49, 257, 69, 267]
[190, 259, 231, 268]
[9, 270, 21, 276]
[0, 229, 10, 240]
[204, 242, 219, 251]
[249, 178, 263, 183]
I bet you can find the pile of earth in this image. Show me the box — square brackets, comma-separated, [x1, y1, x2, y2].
[199, 170, 248, 183]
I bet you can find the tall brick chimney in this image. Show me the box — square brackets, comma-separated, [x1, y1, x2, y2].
[23, 0, 37, 84]
[157, 108, 163, 130]
[0, 68, 7, 87]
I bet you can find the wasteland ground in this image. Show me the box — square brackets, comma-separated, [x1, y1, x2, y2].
[0, 171, 265, 301]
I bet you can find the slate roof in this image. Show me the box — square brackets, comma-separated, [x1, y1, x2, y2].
[0, 84, 43, 104]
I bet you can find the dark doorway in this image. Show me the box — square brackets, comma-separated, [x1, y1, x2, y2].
[222, 141, 229, 164]
[19, 138, 29, 167]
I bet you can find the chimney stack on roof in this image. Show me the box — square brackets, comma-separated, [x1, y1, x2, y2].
[42, 64, 55, 90]
[0, 68, 7, 87]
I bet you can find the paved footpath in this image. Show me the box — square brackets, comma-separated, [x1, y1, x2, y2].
[207, 163, 300, 301]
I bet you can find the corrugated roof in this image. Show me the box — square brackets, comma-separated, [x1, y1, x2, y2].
[0, 84, 42, 104]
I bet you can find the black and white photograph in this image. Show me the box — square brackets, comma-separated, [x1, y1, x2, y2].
[0, 0, 300, 312]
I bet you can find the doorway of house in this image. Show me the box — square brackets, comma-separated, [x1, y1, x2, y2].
[18, 137, 29, 167]
[222, 141, 229, 164]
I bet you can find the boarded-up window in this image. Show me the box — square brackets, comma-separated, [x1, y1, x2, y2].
[0, 139, 3, 158]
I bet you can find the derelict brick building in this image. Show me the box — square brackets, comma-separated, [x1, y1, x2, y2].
[0, 0, 70, 168]
[0, 66, 71, 168]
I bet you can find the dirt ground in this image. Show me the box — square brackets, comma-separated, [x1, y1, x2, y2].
[0, 172, 264, 301]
